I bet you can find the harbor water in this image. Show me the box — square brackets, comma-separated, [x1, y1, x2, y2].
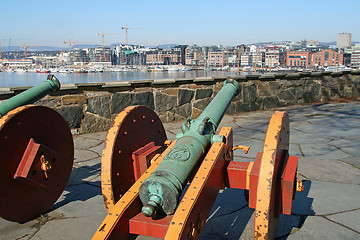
[0, 70, 248, 88]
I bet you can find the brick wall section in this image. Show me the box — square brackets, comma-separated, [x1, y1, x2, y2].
[1, 70, 359, 134]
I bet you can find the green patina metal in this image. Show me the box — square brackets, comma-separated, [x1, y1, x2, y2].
[0, 75, 60, 117]
[139, 79, 240, 217]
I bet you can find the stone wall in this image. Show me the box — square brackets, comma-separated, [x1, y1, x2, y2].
[1, 70, 359, 134]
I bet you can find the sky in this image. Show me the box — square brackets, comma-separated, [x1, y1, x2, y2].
[1, 0, 359, 48]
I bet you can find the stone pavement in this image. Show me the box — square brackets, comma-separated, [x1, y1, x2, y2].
[1, 100, 360, 240]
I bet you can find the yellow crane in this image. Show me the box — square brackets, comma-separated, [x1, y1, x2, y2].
[64, 39, 89, 51]
[96, 32, 121, 49]
[121, 26, 142, 45]
[20, 43, 42, 59]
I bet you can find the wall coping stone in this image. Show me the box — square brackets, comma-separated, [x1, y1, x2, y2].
[103, 81, 132, 87]
[351, 70, 360, 75]
[331, 71, 345, 77]
[310, 72, 323, 77]
[193, 77, 215, 83]
[61, 83, 78, 90]
[76, 82, 105, 87]
[174, 78, 195, 84]
[232, 76, 247, 82]
[342, 70, 352, 75]
[0, 87, 12, 93]
[259, 74, 276, 81]
[245, 75, 259, 80]
[130, 79, 153, 88]
[285, 73, 301, 80]
[274, 73, 287, 79]
[213, 76, 228, 81]
[299, 72, 311, 77]
[321, 71, 332, 76]
[152, 79, 176, 85]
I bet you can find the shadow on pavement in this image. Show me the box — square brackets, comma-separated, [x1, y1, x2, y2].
[50, 163, 102, 211]
[276, 180, 314, 239]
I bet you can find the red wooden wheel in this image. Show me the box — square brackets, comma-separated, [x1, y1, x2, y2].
[0, 105, 74, 222]
[101, 105, 167, 211]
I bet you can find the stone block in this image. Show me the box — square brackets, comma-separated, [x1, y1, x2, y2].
[280, 88, 296, 103]
[132, 91, 155, 109]
[243, 84, 257, 103]
[62, 95, 86, 105]
[193, 98, 212, 111]
[268, 81, 280, 91]
[154, 91, 177, 112]
[225, 102, 236, 114]
[195, 88, 213, 100]
[35, 97, 62, 108]
[55, 105, 82, 129]
[80, 112, 112, 134]
[87, 95, 111, 118]
[176, 103, 192, 118]
[320, 87, 331, 102]
[261, 95, 280, 109]
[111, 92, 132, 114]
[178, 89, 195, 105]
[257, 83, 272, 97]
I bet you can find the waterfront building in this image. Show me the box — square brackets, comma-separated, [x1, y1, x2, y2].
[173, 45, 187, 65]
[265, 47, 280, 68]
[88, 47, 113, 65]
[185, 46, 205, 66]
[240, 51, 264, 68]
[337, 32, 352, 50]
[286, 50, 310, 68]
[207, 51, 229, 68]
[114, 44, 149, 65]
[69, 49, 89, 64]
[310, 49, 343, 68]
[146, 50, 180, 65]
[350, 44, 360, 68]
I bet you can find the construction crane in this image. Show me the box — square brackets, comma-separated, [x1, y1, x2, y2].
[96, 32, 121, 49]
[20, 43, 42, 59]
[64, 39, 89, 51]
[121, 26, 142, 45]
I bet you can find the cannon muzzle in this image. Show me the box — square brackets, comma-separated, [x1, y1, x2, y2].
[139, 79, 240, 217]
[0, 75, 60, 117]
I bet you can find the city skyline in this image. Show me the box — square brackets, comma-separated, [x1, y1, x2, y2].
[1, 0, 359, 48]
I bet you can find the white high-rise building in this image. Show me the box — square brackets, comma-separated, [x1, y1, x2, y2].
[337, 32, 352, 49]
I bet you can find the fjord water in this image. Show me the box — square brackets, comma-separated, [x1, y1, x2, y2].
[0, 70, 245, 87]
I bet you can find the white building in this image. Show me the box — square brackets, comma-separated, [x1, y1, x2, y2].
[337, 32, 352, 50]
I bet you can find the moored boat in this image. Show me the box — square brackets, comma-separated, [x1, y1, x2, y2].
[36, 69, 50, 73]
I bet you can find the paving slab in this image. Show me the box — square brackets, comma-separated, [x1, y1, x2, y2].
[298, 157, 360, 184]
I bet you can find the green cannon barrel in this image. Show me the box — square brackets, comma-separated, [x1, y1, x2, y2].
[0, 75, 60, 117]
[139, 79, 240, 217]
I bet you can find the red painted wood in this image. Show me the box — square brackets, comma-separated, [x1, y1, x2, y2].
[249, 152, 262, 209]
[132, 142, 162, 181]
[226, 161, 250, 189]
[129, 213, 173, 238]
[281, 155, 298, 215]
